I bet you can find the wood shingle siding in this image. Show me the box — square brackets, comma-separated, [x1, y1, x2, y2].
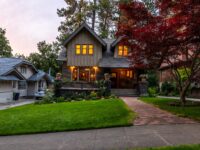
[66, 29, 102, 66]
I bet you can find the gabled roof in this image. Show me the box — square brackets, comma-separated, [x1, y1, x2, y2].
[111, 37, 123, 47]
[63, 23, 106, 47]
[0, 75, 19, 81]
[28, 70, 54, 83]
[0, 57, 37, 76]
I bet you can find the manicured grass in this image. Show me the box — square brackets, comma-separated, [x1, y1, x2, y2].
[0, 99, 134, 135]
[135, 144, 200, 150]
[140, 97, 200, 121]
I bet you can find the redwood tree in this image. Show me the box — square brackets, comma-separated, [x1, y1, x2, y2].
[117, 0, 200, 105]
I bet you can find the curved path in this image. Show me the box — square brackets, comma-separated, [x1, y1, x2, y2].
[122, 97, 196, 125]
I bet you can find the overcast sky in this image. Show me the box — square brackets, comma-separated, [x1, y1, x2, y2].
[0, 0, 66, 56]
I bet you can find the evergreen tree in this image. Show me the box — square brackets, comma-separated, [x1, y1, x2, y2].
[0, 28, 12, 57]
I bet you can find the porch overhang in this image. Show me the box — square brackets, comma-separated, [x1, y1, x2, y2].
[98, 57, 131, 68]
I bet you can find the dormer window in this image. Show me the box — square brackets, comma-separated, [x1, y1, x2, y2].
[118, 45, 128, 56]
[20, 67, 27, 74]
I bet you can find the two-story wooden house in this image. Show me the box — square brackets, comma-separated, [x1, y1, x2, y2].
[58, 23, 139, 94]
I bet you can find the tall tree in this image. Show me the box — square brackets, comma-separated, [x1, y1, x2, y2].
[57, 0, 120, 40]
[28, 41, 60, 76]
[57, 0, 90, 42]
[97, 0, 119, 38]
[0, 28, 12, 57]
[117, 0, 200, 105]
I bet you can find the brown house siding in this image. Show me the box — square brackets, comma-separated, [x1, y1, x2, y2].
[66, 29, 102, 67]
[62, 62, 71, 79]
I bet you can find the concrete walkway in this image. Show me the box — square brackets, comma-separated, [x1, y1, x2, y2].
[158, 96, 200, 102]
[122, 97, 196, 125]
[0, 100, 35, 110]
[0, 124, 200, 150]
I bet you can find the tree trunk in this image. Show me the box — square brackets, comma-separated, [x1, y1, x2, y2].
[179, 81, 190, 106]
[92, 0, 97, 30]
[180, 90, 187, 106]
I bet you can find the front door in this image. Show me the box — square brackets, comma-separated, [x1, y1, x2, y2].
[111, 69, 135, 89]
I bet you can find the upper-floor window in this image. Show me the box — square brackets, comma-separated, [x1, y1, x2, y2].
[89, 45, 94, 55]
[20, 67, 27, 74]
[75, 44, 94, 55]
[118, 45, 128, 56]
[76, 45, 81, 55]
[82, 45, 87, 55]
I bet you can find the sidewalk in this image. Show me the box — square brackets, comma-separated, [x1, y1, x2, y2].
[0, 100, 35, 110]
[158, 96, 200, 102]
[122, 97, 196, 125]
[0, 124, 200, 150]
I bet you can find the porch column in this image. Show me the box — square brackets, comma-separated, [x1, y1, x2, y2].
[77, 67, 80, 81]
[70, 66, 75, 81]
[89, 68, 91, 82]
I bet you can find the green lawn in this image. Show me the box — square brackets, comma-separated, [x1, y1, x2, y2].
[140, 97, 200, 121]
[0, 99, 134, 135]
[134, 144, 200, 150]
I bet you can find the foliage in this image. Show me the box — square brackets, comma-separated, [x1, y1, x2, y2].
[53, 79, 63, 97]
[140, 97, 200, 121]
[57, 0, 90, 42]
[89, 91, 98, 100]
[117, 0, 200, 104]
[28, 41, 60, 76]
[177, 68, 191, 83]
[35, 90, 55, 104]
[96, 79, 111, 97]
[147, 70, 159, 88]
[57, 0, 119, 42]
[147, 87, 157, 97]
[161, 81, 179, 96]
[0, 28, 12, 57]
[0, 99, 134, 135]
[138, 144, 200, 150]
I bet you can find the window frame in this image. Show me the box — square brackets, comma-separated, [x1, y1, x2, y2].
[20, 66, 27, 74]
[118, 45, 129, 57]
[82, 44, 87, 55]
[18, 80, 27, 90]
[75, 44, 94, 55]
[75, 44, 81, 55]
[88, 44, 94, 55]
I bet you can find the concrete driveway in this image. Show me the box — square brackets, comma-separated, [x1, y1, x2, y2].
[0, 99, 35, 110]
[0, 124, 200, 150]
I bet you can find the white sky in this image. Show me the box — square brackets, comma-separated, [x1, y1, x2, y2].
[0, 0, 66, 56]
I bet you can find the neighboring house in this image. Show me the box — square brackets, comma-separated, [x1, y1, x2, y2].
[58, 23, 142, 91]
[0, 58, 53, 103]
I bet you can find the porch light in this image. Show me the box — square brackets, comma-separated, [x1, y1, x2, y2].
[70, 66, 75, 71]
[93, 66, 98, 70]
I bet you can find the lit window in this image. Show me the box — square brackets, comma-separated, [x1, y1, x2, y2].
[82, 45, 87, 55]
[76, 45, 81, 55]
[89, 45, 94, 55]
[118, 45, 129, 56]
[118, 46, 123, 56]
[130, 71, 133, 78]
[124, 46, 128, 56]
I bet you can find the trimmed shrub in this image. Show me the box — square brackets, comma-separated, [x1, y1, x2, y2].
[148, 87, 157, 97]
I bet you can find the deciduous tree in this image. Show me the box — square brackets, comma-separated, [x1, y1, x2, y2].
[117, 0, 200, 105]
